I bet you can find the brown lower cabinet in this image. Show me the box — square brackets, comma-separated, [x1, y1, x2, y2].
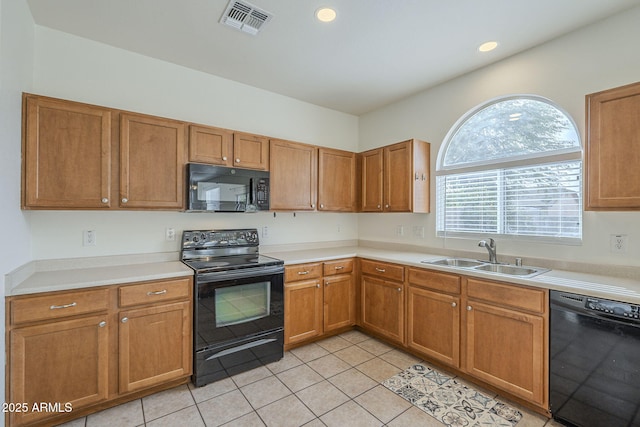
[6, 277, 193, 426]
[360, 259, 405, 344]
[359, 263, 549, 414]
[284, 259, 355, 348]
[463, 277, 548, 407]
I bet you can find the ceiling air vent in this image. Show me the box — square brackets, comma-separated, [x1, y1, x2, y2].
[220, 0, 273, 35]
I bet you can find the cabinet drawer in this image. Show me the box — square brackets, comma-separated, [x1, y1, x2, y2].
[360, 259, 405, 282]
[323, 259, 354, 276]
[409, 268, 461, 294]
[119, 277, 192, 308]
[466, 278, 546, 314]
[10, 288, 110, 325]
[285, 263, 322, 282]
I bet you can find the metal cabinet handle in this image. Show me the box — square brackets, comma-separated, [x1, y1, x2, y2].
[311, 203, 315, 208]
[397, 287, 402, 292]
[320, 204, 324, 208]
[99, 321, 107, 328]
[298, 271, 310, 275]
[50, 302, 77, 310]
[235, 158, 240, 163]
[385, 204, 389, 208]
[415, 173, 419, 181]
[334, 266, 344, 270]
[452, 302, 457, 307]
[377, 204, 381, 209]
[316, 283, 320, 288]
[467, 306, 472, 311]
[422, 173, 426, 181]
[325, 281, 330, 286]
[375, 268, 386, 273]
[121, 317, 129, 323]
[222, 156, 227, 161]
[147, 289, 167, 296]
[122, 198, 128, 204]
[101, 198, 109, 204]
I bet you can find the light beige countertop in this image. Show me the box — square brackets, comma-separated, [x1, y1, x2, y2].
[264, 245, 640, 305]
[6, 245, 640, 305]
[5, 252, 194, 297]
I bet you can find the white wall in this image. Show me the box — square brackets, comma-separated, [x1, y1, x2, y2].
[28, 26, 359, 259]
[0, 0, 34, 419]
[358, 6, 640, 267]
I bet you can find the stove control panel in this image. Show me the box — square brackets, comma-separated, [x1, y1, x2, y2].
[183, 229, 259, 249]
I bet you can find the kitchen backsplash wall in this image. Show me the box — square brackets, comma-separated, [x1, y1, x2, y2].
[29, 210, 358, 260]
[358, 5, 640, 268]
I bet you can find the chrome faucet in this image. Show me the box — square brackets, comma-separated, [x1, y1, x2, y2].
[478, 238, 498, 264]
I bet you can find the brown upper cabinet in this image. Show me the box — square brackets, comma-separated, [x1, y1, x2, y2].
[22, 95, 113, 209]
[269, 139, 318, 211]
[361, 139, 430, 213]
[188, 126, 269, 171]
[318, 147, 358, 212]
[586, 81, 640, 210]
[120, 113, 186, 209]
[22, 94, 186, 211]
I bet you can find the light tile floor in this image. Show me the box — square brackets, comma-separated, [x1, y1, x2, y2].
[57, 331, 565, 427]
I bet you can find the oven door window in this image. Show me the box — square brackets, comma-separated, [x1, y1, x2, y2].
[215, 281, 270, 327]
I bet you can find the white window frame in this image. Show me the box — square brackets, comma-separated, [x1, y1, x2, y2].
[436, 94, 583, 244]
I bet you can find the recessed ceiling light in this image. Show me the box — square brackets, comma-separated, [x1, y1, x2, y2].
[478, 41, 498, 52]
[316, 7, 337, 22]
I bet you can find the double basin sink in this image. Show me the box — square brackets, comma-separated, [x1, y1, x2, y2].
[423, 258, 548, 278]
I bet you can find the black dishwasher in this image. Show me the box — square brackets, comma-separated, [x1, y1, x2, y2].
[550, 290, 640, 426]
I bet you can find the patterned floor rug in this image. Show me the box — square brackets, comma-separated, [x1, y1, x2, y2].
[382, 364, 523, 427]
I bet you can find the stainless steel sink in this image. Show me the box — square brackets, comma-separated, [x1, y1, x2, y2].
[473, 264, 548, 277]
[423, 257, 548, 278]
[425, 258, 485, 268]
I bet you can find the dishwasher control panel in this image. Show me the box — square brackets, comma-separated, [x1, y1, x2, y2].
[586, 297, 640, 320]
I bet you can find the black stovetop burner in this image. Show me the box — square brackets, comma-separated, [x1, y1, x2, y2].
[182, 254, 283, 274]
[181, 229, 283, 274]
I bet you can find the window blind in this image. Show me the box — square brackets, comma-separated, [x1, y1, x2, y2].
[437, 160, 582, 241]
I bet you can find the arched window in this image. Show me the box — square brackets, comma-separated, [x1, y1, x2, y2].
[436, 95, 582, 242]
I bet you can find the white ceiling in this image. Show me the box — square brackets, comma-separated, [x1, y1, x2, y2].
[26, 0, 640, 115]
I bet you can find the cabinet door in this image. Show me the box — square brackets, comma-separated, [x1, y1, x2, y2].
[23, 95, 112, 209]
[318, 148, 357, 212]
[233, 132, 269, 170]
[119, 301, 192, 393]
[270, 139, 318, 210]
[361, 148, 383, 212]
[120, 113, 186, 209]
[361, 276, 404, 343]
[9, 315, 109, 426]
[586, 81, 640, 209]
[407, 286, 460, 367]
[464, 299, 546, 406]
[324, 274, 355, 332]
[384, 141, 412, 212]
[188, 124, 233, 166]
[284, 279, 323, 345]
[412, 139, 431, 213]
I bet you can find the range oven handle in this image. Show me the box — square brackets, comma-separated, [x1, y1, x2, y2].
[197, 265, 284, 283]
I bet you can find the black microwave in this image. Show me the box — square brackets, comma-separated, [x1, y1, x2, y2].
[186, 163, 269, 212]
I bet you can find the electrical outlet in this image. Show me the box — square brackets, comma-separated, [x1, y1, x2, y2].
[413, 226, 425, 239]
[337, 224, 341, 233]
[262, 226, 269, 238]
[396, 225, 404, 236]
[165, 228, 176, 241]
[610, 234, 628, 253]
[83, 230, 96, 246]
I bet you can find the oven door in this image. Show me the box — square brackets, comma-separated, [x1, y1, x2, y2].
[194, 265, 284, 352]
